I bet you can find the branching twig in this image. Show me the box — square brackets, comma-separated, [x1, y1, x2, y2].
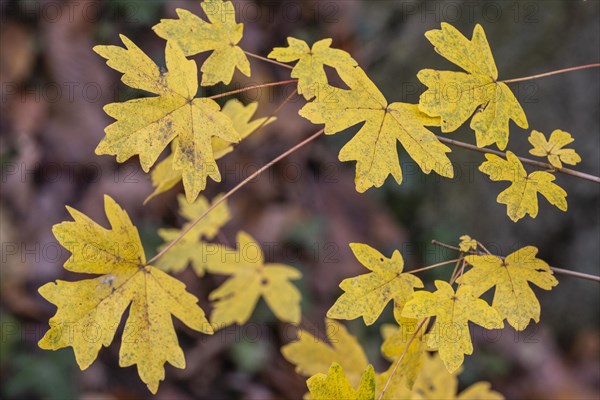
[431, 240, 600, 283]
[436, 136, 600, 184]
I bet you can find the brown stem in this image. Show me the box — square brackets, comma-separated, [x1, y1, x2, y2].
[244, 50, 294, 70]
[147, 128, 325, 265]
[208, 79, 298, 100]
[499, 63, 600, 84]
[431, 240, 600, 283]
[407, 258, 462, 274]
[436, 136, 600, 184]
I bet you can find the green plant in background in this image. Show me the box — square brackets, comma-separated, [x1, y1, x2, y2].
[37, 0, 599, 397]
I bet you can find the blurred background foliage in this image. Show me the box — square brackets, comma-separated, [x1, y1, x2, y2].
[1, 0, 599, 398]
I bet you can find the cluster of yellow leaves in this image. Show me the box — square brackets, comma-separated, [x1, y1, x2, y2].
[479, 151, 567, 222]
[417, 23, 528, 150]
[153, 0, 250, 86]
[528, 129, 581, 169]
[38, 196, 213, 394]
[94, 36, 239, 202]
[282, 319, 503, 399]
[155, 195, 302, 327]
[145, 99, 275, 203]
[323, 240, 557, 389]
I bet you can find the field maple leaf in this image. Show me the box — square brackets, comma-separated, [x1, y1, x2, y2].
[480, 151, 567, 222]
[38, 196, 213, 393]
[327, 243, 423, 325]
[156, 194, 230, 276]
[268, 37, 357, 100]
[418, 23, 528, 150]
[300, 66, 454, 192]
[145, 99, 275, 203]
[153, 0, 250, 86]
[402, 281, 503, 372]
[528, 129, 581, 169]
[307, 363, 376, 400]
[460, 246, 558, 330]
[206, 231, 302, 327]
[94, 36, 239, 201]
[282, 319, 369, 386]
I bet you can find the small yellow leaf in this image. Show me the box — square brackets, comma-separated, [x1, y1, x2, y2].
[281, 319, 369, 386]
[145, 99, 275, 203]
[307, 363, 375, 400]
[418, 23, 528, 150]
[460, 246, 558, 330]
[480, 151, 567, 222]
[327, 243, 423, 325]
[268, 37, 357, 100]
[402, 281, 503, 373]
[156, 194, 230, 276]
[153, 0, 250, 86]
[528, 129, 581, 169]
[380, 317, 427, 388]
[459, 235, 477, 252]
[207, 231, 301, 327]
[38, 195, 213, 394]
[94, 36, 239, 201]
[300, 66, 454, 192]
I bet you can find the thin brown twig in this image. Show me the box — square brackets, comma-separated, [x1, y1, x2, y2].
[147, 128, 325, 265]
[436, 136, 600, 184]
[407, 258, 463, 274]
[208, 79, 298, 100]
[244, 50, 294, 70]
[431, 240, 600, 283]
[499, 63, 600, 84]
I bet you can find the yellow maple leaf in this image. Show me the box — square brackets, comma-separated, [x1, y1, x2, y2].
[327, 243, 423, 325]
[145, 99, 275, 203]
[418, 23, 528, 150]
[460, 246, 558, 331]
[268, 37, 357, 100]
[307, 363, 375, 400]
[300, 65, 454, 192]
[156, 194, 230, 276]
[94, 36, 239, 200]
[281, 319, 369, 386]
[380, 317, 427, 388]
[402, 280, 503, 372]
[459, 235, 477, 252]
[38, 195, 213, 394]
[153, 0, 250, 86]
[528, 129, 581, 169]
[480, 151, 567, 222]
[206, 231, 301, 327]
